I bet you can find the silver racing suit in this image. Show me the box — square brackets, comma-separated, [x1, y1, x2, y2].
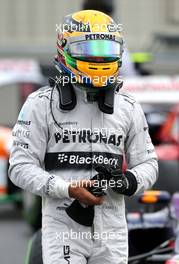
[9, 86, 158, 264]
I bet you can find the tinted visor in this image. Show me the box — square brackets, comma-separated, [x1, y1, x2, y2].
[68, 40, 122, 59]
[74, 56, 118, 62]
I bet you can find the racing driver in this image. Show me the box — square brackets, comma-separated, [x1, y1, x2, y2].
[9, 10, 158, 264]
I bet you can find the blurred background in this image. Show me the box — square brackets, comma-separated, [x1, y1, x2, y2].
[0, 1, 179, 263]
[1, 0, 179, 74]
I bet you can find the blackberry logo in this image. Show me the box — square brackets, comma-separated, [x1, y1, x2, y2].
[58, 153, 68, 163]
[45, 152, 123, 170]
[57, 153, 118, 166]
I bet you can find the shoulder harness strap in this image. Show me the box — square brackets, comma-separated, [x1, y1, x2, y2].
[49, 78, 123, 114]
[98, 81, 123, 114]
[49, 77, 76, 111]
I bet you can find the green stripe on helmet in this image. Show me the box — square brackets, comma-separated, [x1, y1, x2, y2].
[64, 52, 77, 69]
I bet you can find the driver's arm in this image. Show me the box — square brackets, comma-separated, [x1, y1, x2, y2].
[8, 90, 70, 199]
[125, 102, 158, 194]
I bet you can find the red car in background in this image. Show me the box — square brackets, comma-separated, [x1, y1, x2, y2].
[154, 104, 179, 194]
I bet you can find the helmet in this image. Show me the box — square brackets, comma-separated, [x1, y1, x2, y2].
[55, 10, 124, 88]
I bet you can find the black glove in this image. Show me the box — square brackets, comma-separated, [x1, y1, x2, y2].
[95, 165, 138, 196]
[88, 166, 110, 196]
[110, 169, 138, 196]
[109, 168, 129, 194]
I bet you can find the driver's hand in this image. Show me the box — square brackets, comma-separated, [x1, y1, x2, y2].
[68, 180, 105, 206]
